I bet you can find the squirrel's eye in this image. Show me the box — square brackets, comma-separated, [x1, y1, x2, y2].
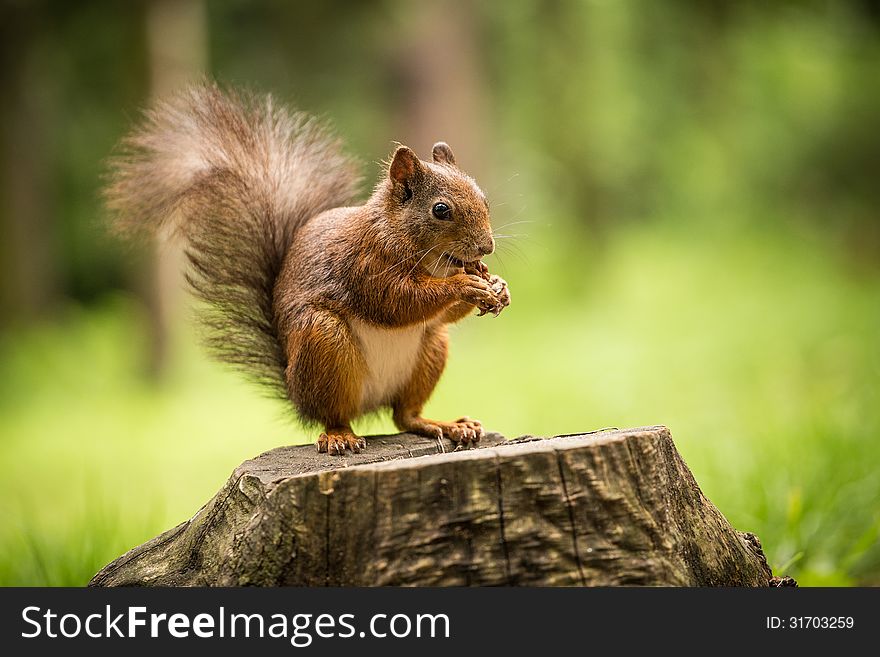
[432, 202, 452, 220]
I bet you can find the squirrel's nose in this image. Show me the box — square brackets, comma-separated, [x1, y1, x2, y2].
[478, 237, 495, 256]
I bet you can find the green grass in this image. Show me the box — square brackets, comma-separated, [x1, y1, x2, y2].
[1, 221, 878, 586]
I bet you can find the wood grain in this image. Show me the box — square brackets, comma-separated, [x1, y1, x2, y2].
[90, 427, 775, 587]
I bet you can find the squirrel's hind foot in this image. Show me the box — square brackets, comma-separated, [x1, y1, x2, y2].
[400, 416, 484, 449]
[317, 430, 366, 456]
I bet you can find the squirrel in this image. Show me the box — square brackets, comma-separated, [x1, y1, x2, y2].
[105, 82, 510, 456]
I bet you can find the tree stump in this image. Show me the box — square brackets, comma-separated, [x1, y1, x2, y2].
[90, 426, 776, 586]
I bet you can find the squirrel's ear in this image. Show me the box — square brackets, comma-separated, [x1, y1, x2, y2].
[432, 142, 456, 166]
[389, 146, 423, 187]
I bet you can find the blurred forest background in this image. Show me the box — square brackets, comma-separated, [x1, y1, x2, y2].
[1, 0, 879, 586]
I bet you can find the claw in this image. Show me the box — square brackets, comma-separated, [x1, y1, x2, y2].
[318, 431, 365, 457]
[402, 416, 485, 449]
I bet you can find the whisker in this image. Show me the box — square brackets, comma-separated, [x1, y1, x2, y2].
[371, 245, 433, 278]
[490, 249, 509, 276]
[483, 173, 521, 199]
[496, 234, 546, 250]
[491, 219, 536, 232]
[503, 239, 533, 257]
[427, 249, 447, 278]
[494, 241, 531, 266]
[404, 244, 442, 279]
[441, 248, 454, 279]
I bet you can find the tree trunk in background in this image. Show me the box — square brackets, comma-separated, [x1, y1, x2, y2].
[389, 0, 489, 177]
[0, 7, 61, 326]
[141, 0, 207, 377]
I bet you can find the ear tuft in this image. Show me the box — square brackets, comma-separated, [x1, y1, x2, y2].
[389, 146, 422, 185]
[432, 142, 456, 166]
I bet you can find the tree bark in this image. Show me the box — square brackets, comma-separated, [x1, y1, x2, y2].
[140, 0, 207, 378]
[389, 0, 490, 176]
[0, 5, 62, 325]
[90, 426, 776, 587]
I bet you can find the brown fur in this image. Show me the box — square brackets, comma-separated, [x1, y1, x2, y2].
[105, 82, 510, 454]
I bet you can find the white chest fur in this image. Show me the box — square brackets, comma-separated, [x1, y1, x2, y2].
[348, 317, 425, 412]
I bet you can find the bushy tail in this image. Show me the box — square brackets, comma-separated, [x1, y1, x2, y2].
[104, 82, 361, 397]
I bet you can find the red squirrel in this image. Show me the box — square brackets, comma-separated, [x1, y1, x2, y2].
[105, 82, 510, 455]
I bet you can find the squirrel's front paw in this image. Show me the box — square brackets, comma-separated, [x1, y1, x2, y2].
[464, 260, 491, 281]
[454, 273, 500, 315]
[481, 274, 510, 317]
